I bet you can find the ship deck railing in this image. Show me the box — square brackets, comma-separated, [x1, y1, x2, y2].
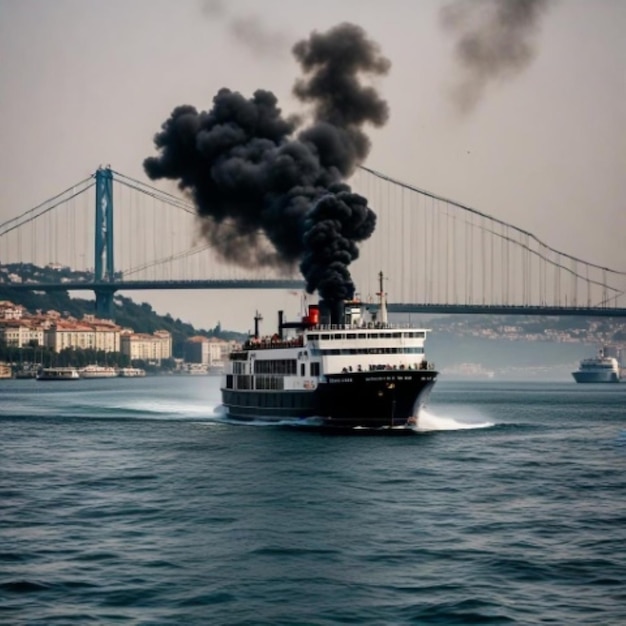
[239, 322, 432, 352]
[243, 337, 305, 351]
[340, 362, 436, 373]
[311, 322, 430, 331]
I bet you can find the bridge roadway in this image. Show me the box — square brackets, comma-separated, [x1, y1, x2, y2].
[2, 280, 626, 317]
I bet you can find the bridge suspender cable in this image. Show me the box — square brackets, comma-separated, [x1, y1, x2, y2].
[358, 165, 626, 277]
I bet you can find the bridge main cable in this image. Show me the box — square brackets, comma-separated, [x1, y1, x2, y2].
[358, 165, 626, 277]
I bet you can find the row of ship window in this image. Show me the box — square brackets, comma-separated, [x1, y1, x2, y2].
[253, 361, 320, 376]
[307, 331, 425, 341]
[232, 349, 423, 377]
[224, 389, 312, 409]
[225, 375, 291, 391]
[312, 347, 424, 355]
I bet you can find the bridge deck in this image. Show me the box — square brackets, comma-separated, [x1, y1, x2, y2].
[2, 281, 625, 317]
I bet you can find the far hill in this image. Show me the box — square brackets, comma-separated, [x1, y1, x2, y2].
[0, 263, 246, 358]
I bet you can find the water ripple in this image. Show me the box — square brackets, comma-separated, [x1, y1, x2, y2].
[2, 378, 626, 625]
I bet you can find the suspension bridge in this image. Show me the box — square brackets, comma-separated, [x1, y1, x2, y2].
[1, 166, 625, 319]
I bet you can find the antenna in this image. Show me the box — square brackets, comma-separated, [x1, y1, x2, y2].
[377, 271, 388, 325]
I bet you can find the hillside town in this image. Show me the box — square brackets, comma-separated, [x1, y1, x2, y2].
[0, 299, 237, 378]
[428, 314, 626, 348]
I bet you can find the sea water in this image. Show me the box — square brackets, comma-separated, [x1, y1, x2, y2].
[1, 377, 625, 625]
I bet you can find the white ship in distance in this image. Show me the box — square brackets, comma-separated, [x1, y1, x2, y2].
[572, 348, 620, 383]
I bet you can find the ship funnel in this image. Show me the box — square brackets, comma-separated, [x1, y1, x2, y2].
[253, 310, 263, 339]
[278, 310, 284, 339]
[307, 304, 320, 326]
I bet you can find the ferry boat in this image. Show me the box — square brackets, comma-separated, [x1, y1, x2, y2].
[118, 367, 146, 377]
[78, 364, 118, 379]
[36, 367, 80, 381]
[221, 274, 438, 429]
[14, 368, 38, 379]
[572, 348, 620, 383]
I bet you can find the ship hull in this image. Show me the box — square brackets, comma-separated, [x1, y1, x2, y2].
[572, 371, 619, 383]
[317, 370, 437, 428]
[220, 389, 318, 421]
[221, 370, 437, 429]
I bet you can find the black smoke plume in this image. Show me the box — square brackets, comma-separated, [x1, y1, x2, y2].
[441, 0, 553, 113]
[200, 0, 291, 59]
[144, 22, 390, 302]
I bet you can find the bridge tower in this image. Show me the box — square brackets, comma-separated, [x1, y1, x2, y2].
[94, 166, 116, 318]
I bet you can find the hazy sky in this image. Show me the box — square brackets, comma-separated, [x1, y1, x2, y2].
[1, 0, 625, 331]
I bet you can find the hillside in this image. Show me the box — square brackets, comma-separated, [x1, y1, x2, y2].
[0, 263, 246, 358]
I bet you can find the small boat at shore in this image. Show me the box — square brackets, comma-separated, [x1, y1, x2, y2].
[118, 367, 146, 377]
[78, 364, 118, 379]
[36, 367, 80, 381]
[14, 369, 38, 379]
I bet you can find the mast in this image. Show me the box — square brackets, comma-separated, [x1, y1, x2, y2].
[253, 311, 263, 339]
[378, 271, 388, 325]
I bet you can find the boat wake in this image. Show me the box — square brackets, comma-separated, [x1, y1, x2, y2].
[199, 406, 495, 434]
[413, 408, 494, 432]
[207, 413, 326, 428]
[116, 399, 216, 419]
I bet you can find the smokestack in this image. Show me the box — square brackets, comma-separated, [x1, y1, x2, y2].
[319, 299, 344, 327]
[278, 310, 284, 339]
[143, 22, 389, 303]
[253, 310, 263, 339]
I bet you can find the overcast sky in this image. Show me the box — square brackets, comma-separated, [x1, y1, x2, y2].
[0, 0, 624, 331]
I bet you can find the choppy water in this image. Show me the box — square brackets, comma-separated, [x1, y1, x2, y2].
[1, 376, 625, 625]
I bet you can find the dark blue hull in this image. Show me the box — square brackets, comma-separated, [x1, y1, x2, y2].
[221, 369, 438, 428]
[572, 371, 619, 383]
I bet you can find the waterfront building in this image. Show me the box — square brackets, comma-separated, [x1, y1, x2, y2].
[44, 317, 122, 353]
[184, 336, 210, 365]
[45, 320, 98, 351]
[120, 330, 172, 363]
[0, 320, 45, 347]
[183, 335, 235, 370]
